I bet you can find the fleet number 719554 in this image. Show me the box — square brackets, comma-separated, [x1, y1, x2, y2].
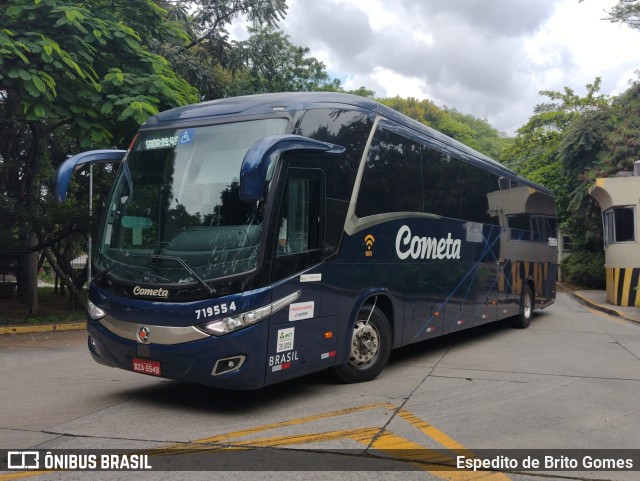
[195, 302, 237, 320]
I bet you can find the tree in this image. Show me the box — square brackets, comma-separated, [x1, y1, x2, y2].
[154, 0, 288, 99]
[502, 78, 609, 220]
[0, 0, 198, 314]
[605, 0, 640, 30]
[598, 80, 640, 175]
[345, 86, 376, 98]
[504, 79, 619, 286]
[182, 0, 287, 51]
[380, 96, 445, 128]
[440, 108, 512, 159]
[380, 96, 510, 159]
[225, 26, 333, 95]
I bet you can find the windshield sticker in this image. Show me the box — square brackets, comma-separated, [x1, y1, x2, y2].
[179, 128, 195, 145]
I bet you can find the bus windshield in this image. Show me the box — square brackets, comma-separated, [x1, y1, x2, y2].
[96, 119, 288, 287]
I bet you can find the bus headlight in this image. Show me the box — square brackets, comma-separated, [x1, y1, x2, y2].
[87, 300, 106, 320]
[197, 291, 300, 336]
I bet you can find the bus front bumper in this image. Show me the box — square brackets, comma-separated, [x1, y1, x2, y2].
[87, 318, 269, 390]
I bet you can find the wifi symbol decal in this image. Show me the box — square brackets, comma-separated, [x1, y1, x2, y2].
[364, 234, 375, 257]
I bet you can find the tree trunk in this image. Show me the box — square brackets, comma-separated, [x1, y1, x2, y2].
[43, 248, 87, 311]
[26, 233, 39, 316]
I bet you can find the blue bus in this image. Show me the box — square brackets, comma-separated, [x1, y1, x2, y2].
[56, 92, 557, 389]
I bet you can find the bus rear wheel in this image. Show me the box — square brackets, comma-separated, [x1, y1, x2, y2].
[333, 305, 391, 383]
[513, 284, 534, 329]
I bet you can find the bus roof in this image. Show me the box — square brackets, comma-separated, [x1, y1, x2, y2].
[141, 92, 550, 195]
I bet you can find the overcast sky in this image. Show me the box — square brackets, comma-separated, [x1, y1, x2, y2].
[237, 0, 640, 134]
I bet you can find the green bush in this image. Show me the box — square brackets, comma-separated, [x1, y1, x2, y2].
[561, 250, 605, 289]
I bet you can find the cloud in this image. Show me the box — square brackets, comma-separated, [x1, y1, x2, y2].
[277, 0, 640, 134]
[404, 0, 556, 37]
[283, 1, 375, 73]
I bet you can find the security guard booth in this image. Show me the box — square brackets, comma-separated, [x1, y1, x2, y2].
[589, 166, 640, 306]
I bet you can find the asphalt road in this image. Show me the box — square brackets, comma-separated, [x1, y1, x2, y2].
[1, 292, 639, 481]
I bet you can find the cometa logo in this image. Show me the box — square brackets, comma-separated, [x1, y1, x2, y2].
[133, 286, 169, 298]
[395, 225, 462, 260]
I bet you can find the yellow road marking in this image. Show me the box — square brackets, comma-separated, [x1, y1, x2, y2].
[370, 432, 508, 481]
[0, 402, 513, 480]
[193, 401, 393, 444]
[398, 409, 468, 452]
[0, 473, 48, 481]
[230, 427, 380, 447]
[396, 409, 511, 480]
[191, 402, 512, 479]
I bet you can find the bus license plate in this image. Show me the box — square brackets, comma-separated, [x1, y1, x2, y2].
[133, 358, 161, 376]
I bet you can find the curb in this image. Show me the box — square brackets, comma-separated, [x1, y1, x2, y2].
[0, 322, 86, 335]
[558, 284, 639, 324]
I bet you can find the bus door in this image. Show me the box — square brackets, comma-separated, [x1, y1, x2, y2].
[265, 167, 337, 384]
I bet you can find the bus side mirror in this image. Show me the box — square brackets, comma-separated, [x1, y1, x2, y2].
[239, 134, 344, 202]
[55, 149, 127, 202]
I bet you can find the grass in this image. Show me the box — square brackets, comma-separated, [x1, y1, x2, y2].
[0, 286, 86, 326]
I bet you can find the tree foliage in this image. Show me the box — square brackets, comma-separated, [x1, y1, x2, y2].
[225, 26, 333, 95]
[0, 0, 199, 312]
[598, 83, 640, 175]
[0, 0, 331, 315]
[605, 0, 640, 30]
[379, 96, 510, 159]
[507, 73, 640, 286]
[1, 0, 198, 140]
[183, 0, 287, 51]
[502, 79, 609, 233]
[153, 0, 288, 99]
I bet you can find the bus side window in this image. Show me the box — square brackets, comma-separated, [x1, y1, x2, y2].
[355, 127, 423, 218]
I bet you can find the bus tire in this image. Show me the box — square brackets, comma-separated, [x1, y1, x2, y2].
[333, 305, 391, 383]
[513, 284, 534, 329]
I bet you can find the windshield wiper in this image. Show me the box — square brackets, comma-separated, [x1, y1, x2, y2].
[94, 261, 134, 283]
[101, 253, 216, 295]
[150, 254, 216, 295]
[94, 260, 167, 283]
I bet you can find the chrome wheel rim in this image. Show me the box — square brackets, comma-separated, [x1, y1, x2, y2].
[524, 291, 532, 319]
[349, 320, 380, 368]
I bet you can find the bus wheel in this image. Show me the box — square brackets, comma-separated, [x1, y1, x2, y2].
[513, 284, 534, 329]
[333, 305, 391, 383]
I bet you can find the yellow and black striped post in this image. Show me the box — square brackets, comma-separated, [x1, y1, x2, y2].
[606, 267, 640, 307]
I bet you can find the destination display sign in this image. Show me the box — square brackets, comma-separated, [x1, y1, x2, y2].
[140, 129, 195, 150]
